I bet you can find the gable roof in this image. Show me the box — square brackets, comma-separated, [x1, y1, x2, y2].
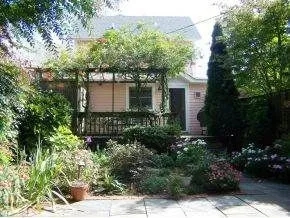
[72, 15, 201, 41]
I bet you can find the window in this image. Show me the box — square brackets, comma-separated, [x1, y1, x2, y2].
[195, 91, 201, 99]
[129, 86, 152, 109]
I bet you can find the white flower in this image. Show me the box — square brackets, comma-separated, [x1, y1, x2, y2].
[183, 147, 188, 152]
[272, 164, 282, 170]
[274, 144, 282, 149]
[271, 154, 277, 159]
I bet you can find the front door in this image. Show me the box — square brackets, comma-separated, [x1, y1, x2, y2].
[169, 88, 186, 131]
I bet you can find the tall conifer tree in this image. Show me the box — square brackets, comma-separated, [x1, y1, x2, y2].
[204, 22, 242, 143]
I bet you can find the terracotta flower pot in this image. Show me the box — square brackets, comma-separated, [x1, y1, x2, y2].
[70, 181, 89, 201]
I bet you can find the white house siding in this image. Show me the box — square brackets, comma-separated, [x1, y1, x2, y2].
[188, 83, 207, 134]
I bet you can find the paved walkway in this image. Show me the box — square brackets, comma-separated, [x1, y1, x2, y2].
[27, 177, 290, 217]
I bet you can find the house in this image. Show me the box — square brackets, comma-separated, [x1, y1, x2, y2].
[69, 16, 207, 135]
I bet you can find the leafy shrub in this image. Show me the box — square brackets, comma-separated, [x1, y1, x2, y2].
[231, 144, 266, 171]
[189, 164, 209, 194]
[167, 174, 184, 199]
[175, 139, 208, 166]
[0, 143, 13, 165]
[0, 60, 26, 142]
[18, 91, 72, 153]
[139, 168, 171, 194]
[140, 174, 168, 194]
[151, 154, 175, 168]
[106, 140, 153, 182]
[274, 134, 290, 157]
[241, 97, 275, 147]
[123, 124, 181, 153]
[231, 144, 290, 182]
[206, 160, 241, 192]
[56, 149, 95, 192]
[48, 126, 83, 151]
[92, 151, 125, 194]
[0, 165, 29, 216]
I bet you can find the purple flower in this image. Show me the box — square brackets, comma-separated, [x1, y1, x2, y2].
[85, 136, 92, 144]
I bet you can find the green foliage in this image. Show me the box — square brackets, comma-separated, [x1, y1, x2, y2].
[240, 97, 275, 146]
[189, 165, 209, 194]
[18, 91, 72, 153]
[48, 126, 83, 151]
[140, 174, 168, 194]
[166, 174, 184, 199]
[231, 144, 290, 182]
[0, 59, 27, 141]
[106, 140, 153, 182]
[274, 134, 290, 157]
[204, 22, 242, 140]
[92, 151, 125, 194]
[151, 154, 175, 168]
[123, 124, 181, 153]
[0, 0, 118, 53]
[47, 26, 194, 77]
[25, 147, 61, 205]
[175, 140, 208, 167]
[0, 165, 28, 216]
[56, 149, 95, 193]
[0, 143, 13, 165]
[223, 0, 290, 96]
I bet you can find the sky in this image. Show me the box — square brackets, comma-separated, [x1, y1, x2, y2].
[106, 0, 229, 78]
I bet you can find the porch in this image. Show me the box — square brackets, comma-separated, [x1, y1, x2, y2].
[77, 111, 176, 136]
[35, 67, 176, 137]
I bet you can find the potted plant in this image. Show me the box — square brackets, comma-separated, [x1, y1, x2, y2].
[70, 180, 89, 201]
[70, 161, 89, 201]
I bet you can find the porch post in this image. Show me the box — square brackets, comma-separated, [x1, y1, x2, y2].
[84, 70, 90, 135]
[112, 71, 115, 112]
[160, 71, 169, 113]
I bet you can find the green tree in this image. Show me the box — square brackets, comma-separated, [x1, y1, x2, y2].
[223, 0, 290, 96]
[205, 23, 242, 144]
[0, 0, 119, 53]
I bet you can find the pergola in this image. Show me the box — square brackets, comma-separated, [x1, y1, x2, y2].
[30, 66, 176, 136]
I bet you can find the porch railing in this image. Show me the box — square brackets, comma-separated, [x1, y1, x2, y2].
[77, 111, 176, 136]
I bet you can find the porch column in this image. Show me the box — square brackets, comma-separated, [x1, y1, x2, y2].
[112, 71, 115, 112]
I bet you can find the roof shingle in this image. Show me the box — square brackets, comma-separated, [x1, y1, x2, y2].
[72, 15, 201, 41]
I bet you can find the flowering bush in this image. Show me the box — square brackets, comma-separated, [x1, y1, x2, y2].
[55, 149, 96, 192]
[206, 160, 241, 192]
[106, 140, 153, 182]
[231, 143, 290, 182]
[175, 139, 208, 166]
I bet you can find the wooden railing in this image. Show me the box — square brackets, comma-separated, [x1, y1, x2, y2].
[76, 111, 176, 136]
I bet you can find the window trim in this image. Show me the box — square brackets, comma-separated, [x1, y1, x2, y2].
[126, 83, 155, 111]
